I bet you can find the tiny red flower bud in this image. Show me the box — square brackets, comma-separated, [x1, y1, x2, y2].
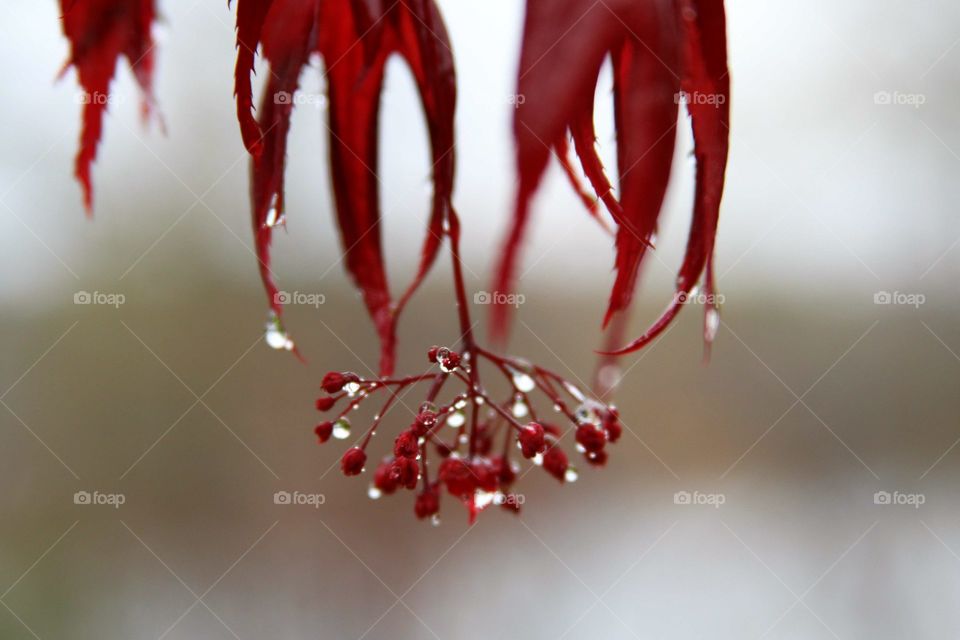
[412, 410, 438, 437]
[340, 447, 366, 476]
[543, 446, 569, 482]
[435, 442, 453, 458]
[321, 371, 359, 394]
[490, 455, 516, 486]
[441, 350, 461, 371]
[394, 430, 420, 459]
[315, 396, 337, 411]
[500, 495, 522, 514]
[471, 459, 498, 492]
[575, 423, 606, 453]
[474, 427, 493, 456]
[373, 458, 399, 495]
[586, 449, 608, 467]
[541, 423, 562, 437]
[518, 422, 546, 459]
[415, 486, 440, 520]
[438, 457, 474, 498]
[602, 408, 622, 443]
[390, 457, 420, 490]
[314, 421, 334, 444]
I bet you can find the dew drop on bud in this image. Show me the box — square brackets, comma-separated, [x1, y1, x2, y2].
[575, 402, 600, 425]
[532, 452, 544, 466]
[564, 466, 579, 483]
[332, 418, 351, 439]
[368, 486, 382, 500]
[430, 514, 441, 526]
[344, 381, 361, 397]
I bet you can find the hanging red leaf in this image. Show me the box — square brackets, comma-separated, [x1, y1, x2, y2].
[603, 0, 730, 355]
[59, 0, 158, 213]
[235, 0, 457, 376]
[494, 0, 729, 356]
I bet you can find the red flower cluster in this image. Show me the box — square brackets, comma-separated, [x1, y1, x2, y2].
[315, 346, 622, 523]
[57, 1, 730, 522]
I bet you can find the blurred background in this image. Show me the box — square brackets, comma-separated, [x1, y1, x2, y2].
[1, 0, 959, 638]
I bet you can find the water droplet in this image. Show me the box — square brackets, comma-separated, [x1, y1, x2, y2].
[264, 311, 294, 351]
[430, 514, 441, 526]
[563, 382, 585, 402]
[264, 193, 285, 228]
[446, 411, 466, 428]
[368, 486, 382, 500]
[532, 452, 544, 466]
[475, 490, 495, 509]
[332, 418, 351, 439]
[453, 398, 468, 410]
[344, 381, 361, 396]
[512, 399, 528, 418]
[575, 402, 600, 425]
[705, 308, 720, 342]
[436, 347, 457, 372]
[458, 433, 468, 444]
[473, 396, 485, 406]
[597, 364, 622, 391]
[511, 371, 536, 393]
[564, 467, 579, 483]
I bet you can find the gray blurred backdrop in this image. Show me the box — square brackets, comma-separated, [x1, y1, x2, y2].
[2, 1, 959, 638]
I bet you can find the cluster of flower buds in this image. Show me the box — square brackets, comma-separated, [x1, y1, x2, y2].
[314, 345, 621, 524]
